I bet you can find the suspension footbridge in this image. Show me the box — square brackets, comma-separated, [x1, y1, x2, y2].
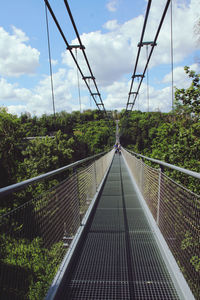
[46, 153, 190, 300]
[0, 145, 199, 299]
[0, 0, 199, 299]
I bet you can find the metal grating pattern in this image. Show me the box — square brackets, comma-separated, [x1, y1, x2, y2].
[68, 233, 128, 282]
[124, 195, 142, 209]
[98, 195, 123, 209]
[55, 154, 180, 299]
[122, 148, 200, 299]
[90, 209, 125, 232]
[0, 150, 114, 300]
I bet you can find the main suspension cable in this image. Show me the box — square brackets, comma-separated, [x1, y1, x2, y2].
[126, 0, 171, 112]
[63, 0, 106, 113]
[126, 0, 152, 110]
[43, 0, 106, 114]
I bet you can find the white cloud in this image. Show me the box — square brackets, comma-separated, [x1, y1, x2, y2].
[1, 0, 200, 115]
[0, 26, 40, 77]
[0, 78, 17, 99]
[62, 16, 144, 87]
[11, 26, 29, 43]
[163, 63, 199, 88]
[147, 86, 172, 112]
[103, 79, 172, 113]
[62, 0, 200, 94]
[106, 0, 118, 12]
[103, 20, 119, 31]
[0, 68, 88, 116]
[104, 81, 129, 109]
[146, 0, 200, 68]
[0, 78, 33, 102]
[8, 104, 27, 116]
[51, 59, 58, 66]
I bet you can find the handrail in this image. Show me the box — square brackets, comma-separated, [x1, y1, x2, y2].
[125, 148, 200, 180]
[0, 151, 108, 198]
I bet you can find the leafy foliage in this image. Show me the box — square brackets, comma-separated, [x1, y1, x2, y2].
[18, 131, 73, 180]
[175, 66, 200, 115]
[0, 108, 115, 299]
[0, 109, 114, 187]
[0, 67, 199, 298]
[120, 68, 200, 298]
[74, 119, 115, 154]
[120, 68, 200, 193]
[1, 235, 65, 299]
[0, 108, 25, 188]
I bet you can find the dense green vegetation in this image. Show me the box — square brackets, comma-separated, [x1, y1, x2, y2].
[120, 67, 200, 298]
[0, 109, 115, 299]
[0, 109, 115, 189]
[120, 67, 200, 194]
[0, 67, 199, 299]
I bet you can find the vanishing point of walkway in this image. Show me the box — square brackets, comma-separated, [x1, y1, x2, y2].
[54, 154, 180, 299]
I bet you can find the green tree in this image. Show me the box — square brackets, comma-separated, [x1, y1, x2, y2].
[175, 67, 200, 116]
[0, 108, 24, 188]
[74, 119, 115, 154]
[1, 235, 65, 299]
[18, 131, 74, 181]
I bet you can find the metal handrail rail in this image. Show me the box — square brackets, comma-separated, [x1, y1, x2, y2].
[125, 148, 200, 180]
[0, 151, 108, 198]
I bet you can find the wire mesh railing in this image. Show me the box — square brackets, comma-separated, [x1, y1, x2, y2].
[122, 148, 200, 300]
[0, 150, 114, 300]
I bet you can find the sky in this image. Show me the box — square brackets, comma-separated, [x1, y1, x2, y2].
[0, 0, 200, 116]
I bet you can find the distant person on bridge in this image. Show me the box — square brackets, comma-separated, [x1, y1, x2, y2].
[114, 143, 118, 153]
[114, 143, 121, 154]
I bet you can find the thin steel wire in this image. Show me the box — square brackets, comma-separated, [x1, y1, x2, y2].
[63, 0, 106, 112]
[126, 0, 152, 110]
[126, 0, 171, 111]
[45, 3, 56, 117]
[122, 148, 200, 299]
[44, 0, 106, 113]
[56, 154, 180, 300]
[0, 150, 114, 299]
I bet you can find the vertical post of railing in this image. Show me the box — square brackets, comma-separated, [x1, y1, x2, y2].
[157, 166, 163, 226]
[93, 155, 98, 191]
[140, 158, 143, 193]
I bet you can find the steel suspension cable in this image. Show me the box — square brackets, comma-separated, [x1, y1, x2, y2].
[126, 0, 171, 112]
[43, 0, 105, 112]
[63, 0, 106, 113]
[45, 3, 56, 117]
[44, 1, 84, 80]
[126, 0, 152, 110]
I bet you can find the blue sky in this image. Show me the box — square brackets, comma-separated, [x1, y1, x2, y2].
[0, 0, 199, 115]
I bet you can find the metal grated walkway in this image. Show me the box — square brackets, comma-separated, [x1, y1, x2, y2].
[54, 154, 180, 299]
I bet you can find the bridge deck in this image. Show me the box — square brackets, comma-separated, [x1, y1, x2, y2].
[54, 154, 180, 299]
